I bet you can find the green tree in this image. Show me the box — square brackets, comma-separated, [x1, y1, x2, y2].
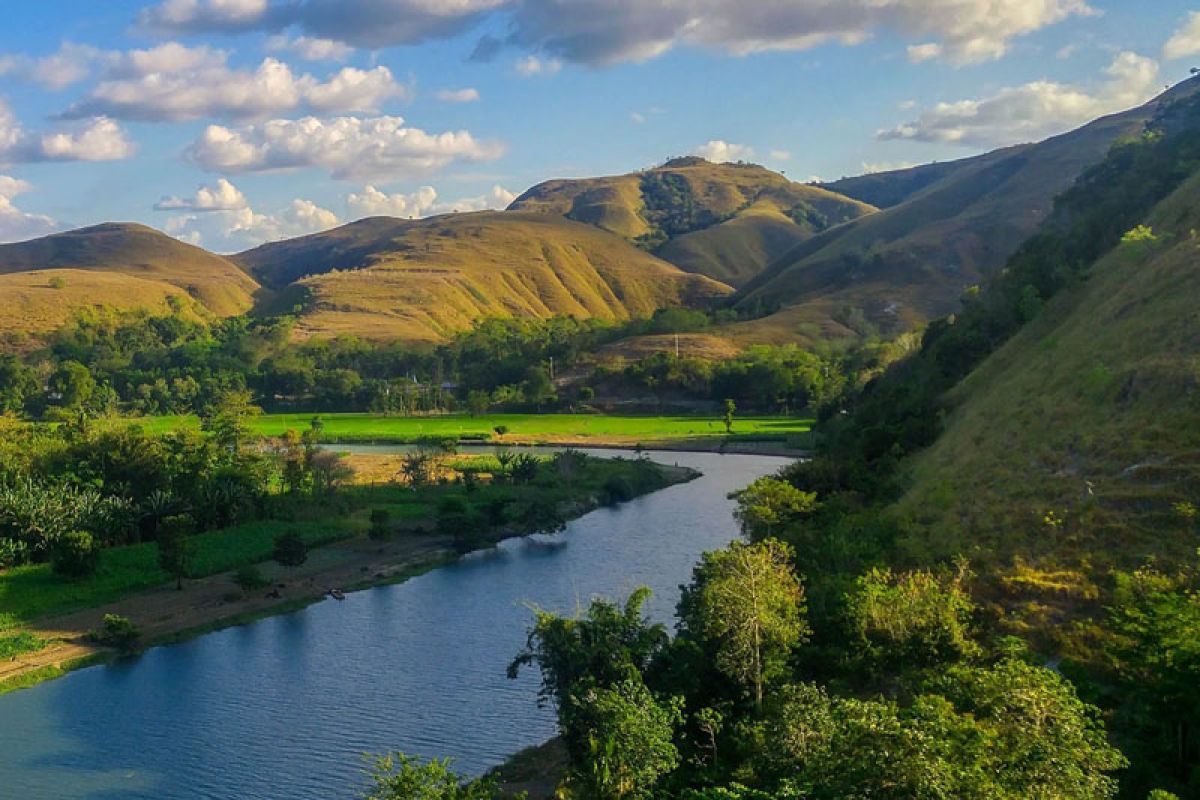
[730, 478, 818, 540]
[0, 355, 37, 414]
[363, 753, 499, 800]
[722, 399, 736, 434]
[680, 539, 808, 708]
[466, 390, 491, 416]
[156, 515, 194, 590]
[48, 360, 95, 410]
[201, 389, 261, 454]
[572, 676, 684, 799]
[51, 529, 100, 578]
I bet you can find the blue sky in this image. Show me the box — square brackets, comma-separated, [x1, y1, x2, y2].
[0, 0, 1198, 252]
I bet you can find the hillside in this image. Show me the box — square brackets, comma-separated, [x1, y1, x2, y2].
[0, 269, 200, 343]
[732, 79, 1200, 347]
[892, 173, 1200, 578]
[510, 158, 875, 287]
[0, 223, 259, 319]
[237, 212, 733, 343]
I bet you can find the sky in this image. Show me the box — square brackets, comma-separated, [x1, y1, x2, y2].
[0, 0, 1198, 252]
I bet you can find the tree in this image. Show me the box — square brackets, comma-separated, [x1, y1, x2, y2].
[273, 530, 308, 567]
[730, 478, 818, 540]
[680, 539, 808, 708]
[466, 390, 490, 416]
[51, 530, 100, 578]
[571, 676, 684, 799]
[722, 399, 736, 434]
[48, 360, 96, 411]
[363, 753, 498, 800]
[201, 389, 261, 454]
[156, 515, 194, 590]
[510, 453, 540, 485]
[0, 355, 37, 414]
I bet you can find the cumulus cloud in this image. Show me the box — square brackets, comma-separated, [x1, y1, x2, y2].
[1164, 12, 1200, 61]
[186, 115, 506, 181]
[164, 195, 339, 250]
[0, 43, 105, 90]
[0, 101, 134, 164]
[877, 51, 1160, 148]
[435, 87, 481, 103]
[61, 45, 407, 122]
[907, 43, 942, 63]
[155, 178, 249, 211]
[346, 183, 516, 218]
[266, 34, 354, 61]
[514, 55, 561, 77]
[0, 176, 58, 243]
[770, 149, 793, 161]
[138, 0, 1089, 66]
[693, 140, 755, 163]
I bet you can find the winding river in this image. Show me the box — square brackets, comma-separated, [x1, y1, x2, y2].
[0, 450, 789, 799]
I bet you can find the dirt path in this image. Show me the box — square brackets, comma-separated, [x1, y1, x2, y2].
[0, 531, 456, 687]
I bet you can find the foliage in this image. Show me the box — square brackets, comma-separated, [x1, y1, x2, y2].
[730, 478, 817, 541]
[233, 564, 269, 592]
[362, 753, 500, 800]
[86, 613, 140, 650]
[157, 515, 194, 590]
[51, 530, 101, 578]
[272, 531, 308, 567]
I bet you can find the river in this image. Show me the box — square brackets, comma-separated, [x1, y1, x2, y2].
[0, 450, 789, 799]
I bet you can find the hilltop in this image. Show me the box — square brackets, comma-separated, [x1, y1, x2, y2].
[236, 212, 732, 343]
[510, 158, 875, 287]
[0, 223, 259, 320]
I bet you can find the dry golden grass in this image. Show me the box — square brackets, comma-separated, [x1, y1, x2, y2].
[0, 269, 201, 340]
[0, 223, 258, 317]
[245, 211, 732, 343]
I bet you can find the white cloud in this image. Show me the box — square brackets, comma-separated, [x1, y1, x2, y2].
[769, 149, 792, 161]
[515, 55, 561, 77]
[878, 51, 1160, 148]
[266, 34, 354, 61]
[347, 183, 516, 218]
[186, 115, 507, 181]
[435, 88, 481, 103]
[0, 176, 58, 243]
[693, 140, 755, 163]
[907, 43, 942, 63]
[63, 51, 407, 122]
[1164, 12, 1200, 61]
[155, 178, 249, 211]
[630, 112, 646, 124]
[165, 195, 339, 250]
[135, 0, 1090, 67]
[860, 161, 918, 174]
[0, 101, 134, 164]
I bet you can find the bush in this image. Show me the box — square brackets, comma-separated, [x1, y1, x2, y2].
[273, 531, 308, 567]
[369, 508, 392, 540]
[51, 530, 100, 578]
[87, 614, 140, 650]
[600, 475, 635, 506]
[493, 425, 509, 437]
[233, 564, 269, 591]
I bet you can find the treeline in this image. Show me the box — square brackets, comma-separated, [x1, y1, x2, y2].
[0, 303, 838, 419]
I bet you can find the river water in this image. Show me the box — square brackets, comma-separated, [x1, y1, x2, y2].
[0, 450, 789, 799]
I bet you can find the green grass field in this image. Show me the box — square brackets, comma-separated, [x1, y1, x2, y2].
[130, 412, 812, 445]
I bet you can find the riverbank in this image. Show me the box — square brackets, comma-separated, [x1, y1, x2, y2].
[0, 459, 699, 695]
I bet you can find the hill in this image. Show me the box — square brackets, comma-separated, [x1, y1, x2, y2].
[732, 80, 1200, 347]
[236, 212, 733, 343]
[0, 223, 259, 319]
[509, 158, 875, 287]
[0, 269, 200, 344]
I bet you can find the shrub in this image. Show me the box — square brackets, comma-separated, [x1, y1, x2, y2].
[600, 475, 635, 506]
[273, 531, 308, 567]
[51, 530, 100, 578]
[47, 276, 67, 290]
[233, 564, 269, 591]
[368, 508, 392, 540]
[87, 614, 140, 650]
[493, 425, 509, 437]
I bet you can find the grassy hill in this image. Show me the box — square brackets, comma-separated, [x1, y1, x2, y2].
[0, 269, 201, 344]
[892, 173, 1200, 581]
[0, 223, 259, 321]
[510, 157, 875, 287]
[733, 80, 1200, 347]
[237, 212, 733, 343]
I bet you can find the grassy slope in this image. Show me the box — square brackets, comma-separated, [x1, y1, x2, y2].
[510, 159, 875, 288]
[0, 269, 203, 341]
[0, 223, 259, 319]
[129, 412, 813, 445]
[891, 172, 1200, 591]
[237, 212, 732, 343]
[731, 82, 1200, 348]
